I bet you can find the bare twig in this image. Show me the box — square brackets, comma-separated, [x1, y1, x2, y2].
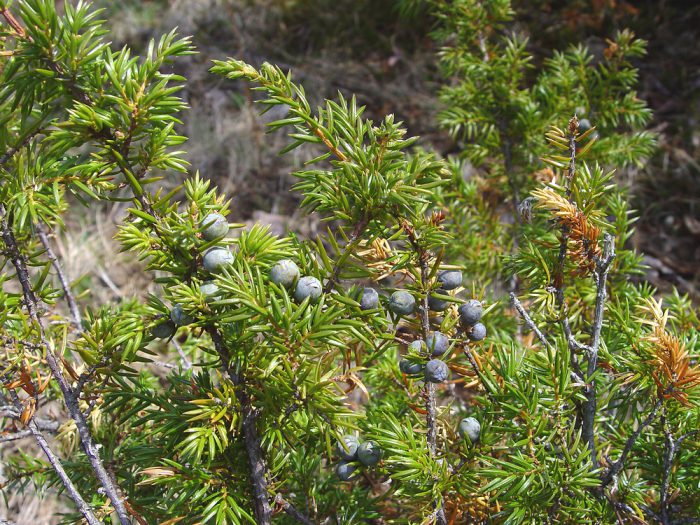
[36, 223, 82, 331]
[0, 205, 131, 525]
[5, 389, 99, 525]
[170, 339, 192, 370]
[509, 293, 549, 347]
[582, 234, 615, 469]
[600, 396, 664, 488]
[0, 418, 59, 443]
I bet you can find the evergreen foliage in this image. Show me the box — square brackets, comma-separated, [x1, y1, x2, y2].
[1, 1, 698, 524]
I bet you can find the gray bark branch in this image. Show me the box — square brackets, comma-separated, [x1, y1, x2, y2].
[1, 204, 132, 525]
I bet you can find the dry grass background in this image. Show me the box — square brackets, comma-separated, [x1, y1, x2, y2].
[2, 0, 699, 522]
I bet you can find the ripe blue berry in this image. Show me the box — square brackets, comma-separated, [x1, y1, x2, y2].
[360, 287, 379, 310]
[426, 331, 449, 357]
[336, 435, 359, 460]
[152, 320, 176, 339]
[469, 322, 487, 342]
[428, 293, 448, 312]
[202, 247, 234, 273]
[399, 359, 423, 375]
[389, 290, 415, 315]
[424, 359, 449, 383]
[200, 281, 220, 302]
[294, 276, 322, 302]
[458, 299, 483, 327]
[170, 305, 194, 326]
[437, 270, 462, 290]
[270, 259, 300, 288]
[357, 441, 382, 466]
[199, 213, 229, 241]
[458, 417, 481, 444]
[336, 461, 358, 481]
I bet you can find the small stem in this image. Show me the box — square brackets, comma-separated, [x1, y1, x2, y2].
[0, 6, 26, 37]
[0, 418, 59, 443]
[171, 339, 192, 370]
[510, 293, 549, 348]
[323, 216, 370, 294]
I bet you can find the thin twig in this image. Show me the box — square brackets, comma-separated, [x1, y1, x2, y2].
[600, 396, 664, 488]
[582, 234, 615, 470]
[0, 418, 59, 443]
[0, 205, 131, 525]
[0, 6, 26, 37]
[323, 216, 369, 294]
[170, 339, 192, 370]
[5, 389, 99, 525]
[0, 127, 44, 167]
[509, 293, 549, 347]
[36, 223, 82, 331]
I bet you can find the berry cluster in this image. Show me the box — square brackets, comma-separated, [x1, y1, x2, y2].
[152, 213, 232, 339]
[393, 270, 488, 385]
[334, 434, 383, 481]
[270, 259, 323, 302]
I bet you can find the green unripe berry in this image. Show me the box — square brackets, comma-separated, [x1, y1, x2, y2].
[399, 359, 423, 375]
[336, 461, 358, 481]
[200, 281, 220, 302]
[459, 299, 483, 327]
[426, 331, 449, 357]
[152, 320, 176, 339]
[469, 322, 487, 342]
[336, 435, 359, 460]
[357, 441, 382, 466]
[389, 290, 415, 315]
[458, 417, 481, 444]
[294, 276, 322, 302]
[360, 287, 379, 310]
[424, 359, 449, 383]
[270, 259, 300, 288]
[428, 293, 448, 312]
[199, 213, 229, 241]
[437, 270, 462, 290]
[202, 247, 234, 273]
[170, 305, 194, 326]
